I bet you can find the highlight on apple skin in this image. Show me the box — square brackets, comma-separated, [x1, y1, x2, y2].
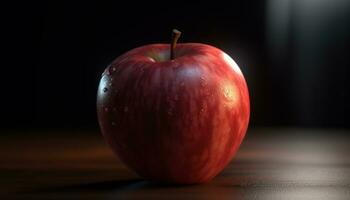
[97, 30, 250, 184]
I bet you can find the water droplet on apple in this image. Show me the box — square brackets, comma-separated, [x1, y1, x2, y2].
[180, 82, 185, 87]
[112, 67, 116, 72]
[199, 107, 205, 115]
[104, 107, 109, 112]
[103, 87, 108, 92]
[200, 76, 207, 87]
[124, 106, 128, 113]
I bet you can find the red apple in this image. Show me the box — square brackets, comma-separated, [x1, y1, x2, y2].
[97, 30, 250, 184]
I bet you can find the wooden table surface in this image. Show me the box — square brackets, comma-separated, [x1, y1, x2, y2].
[2, 128, 350, 199]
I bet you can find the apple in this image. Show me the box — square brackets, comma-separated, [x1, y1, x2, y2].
[97, 29, 250, 184]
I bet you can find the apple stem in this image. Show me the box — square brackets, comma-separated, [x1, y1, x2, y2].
[170, 29, 182, 60]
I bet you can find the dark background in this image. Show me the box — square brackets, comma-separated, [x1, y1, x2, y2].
[2, 1, 350, 131]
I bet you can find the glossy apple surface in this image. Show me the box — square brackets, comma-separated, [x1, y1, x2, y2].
[97, 43, 250, 184]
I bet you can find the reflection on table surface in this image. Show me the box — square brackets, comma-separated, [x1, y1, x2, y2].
[2, 128, 350, 199]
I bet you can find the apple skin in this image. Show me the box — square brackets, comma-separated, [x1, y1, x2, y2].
[97, 43, 250, 184]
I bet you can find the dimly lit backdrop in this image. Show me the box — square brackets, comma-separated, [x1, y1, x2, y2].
[2, 1, 350, 130]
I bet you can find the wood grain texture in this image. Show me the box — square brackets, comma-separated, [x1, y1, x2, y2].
[1, 128, 350, 199]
